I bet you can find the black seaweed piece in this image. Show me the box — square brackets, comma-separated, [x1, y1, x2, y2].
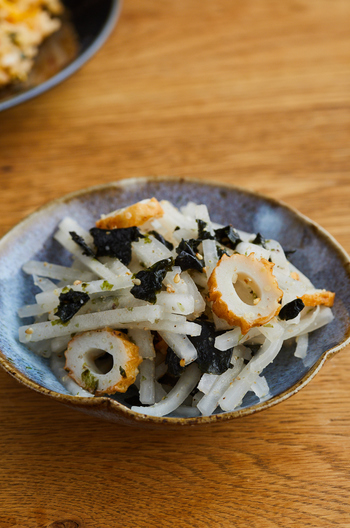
[216, 246, 230, 259]
[90, 226, 144, 266]
[278, 299, 305, 321]
[166, 347, 185, 377]
[131, 257, 174, 303]
[251, 232, 267, 248]
[196, 219, 214, 241]
[149, 230, 174, 251]
[214, 225, 242, 250]
[284, 249, 297, 258]
[55, 289, 90, 323]
[189, 319, 233, 375]
[175, 239, 204, 272]
[69, 231, 96, 257]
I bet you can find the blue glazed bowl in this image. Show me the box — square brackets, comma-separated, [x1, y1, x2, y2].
[0, 0, 121, 112]
[0, 177, 349, 426]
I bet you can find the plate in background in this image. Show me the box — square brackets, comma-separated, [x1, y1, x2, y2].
[0, 0, 121, 112]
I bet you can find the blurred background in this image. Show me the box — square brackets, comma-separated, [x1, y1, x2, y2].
[0, 0, 349, 244]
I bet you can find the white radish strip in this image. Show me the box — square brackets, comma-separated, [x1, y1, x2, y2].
[50, 353, 93, 397]
[289, 262, 314, 289]
[198, 373, 218, 395]
[36, 278, 131, 306]
[250, 375, 269, 398]
[18, 302, 56, 318]
[23, 261, 95, 282]
[54, 229, 129, 286]
[128, 329, 156, 358]
[192, 391, 204, 407]
[190, 270, 208, 289]
[248, 338, 283, 373]
[265, 239, 290, 272]
[161, 200, 197, 230]
[33, 275, 57, 292]
[58, 217, 94, 246]
[19, 306, 164, 343]
[139, 359, 156, 404]
[236, 229, 254, 243]
[131, 363, 201, 417]
[214, 327, 242, 351]
[274, 269, 307, 305]
[194, 204, 213, 233]
[232, 344, 252, 361]
[132, 236, 173, 267]
[158, 331, 198, 364]
[202, 238, 219, 279]
[212, 313, 233, 331]
[258, 319, 284, 341]
[26, 340, 52, 358]
[98, 256, 132, 277]
[155, 381, 167, 402]
[164, 267, 188, 294]
[299, 306, 334, 336]
[282, 307, 320, 340]
[172, 227, 198, 243]
[157, 292, 194, 315]
[181, 272, 206, 317]
[236, 242, 270, 261]
[219, 339, 283, 411]
[51, 336, 72, 354]
[155, 362, 167, 380]
[197, 357, 244, 416]
[114, 320, 201, 335]
[295, 334, 309, 359]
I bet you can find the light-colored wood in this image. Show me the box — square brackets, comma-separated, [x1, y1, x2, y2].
[1, 1, 350, 526]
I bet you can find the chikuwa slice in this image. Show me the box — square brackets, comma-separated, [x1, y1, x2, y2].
[65, 328, 142, 395]
[96, 198, 164, 229]
[208, 253, 283, 334]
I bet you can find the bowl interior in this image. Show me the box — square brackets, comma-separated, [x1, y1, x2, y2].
[0, 0, 119, 111]
[0, 178, 349, 420]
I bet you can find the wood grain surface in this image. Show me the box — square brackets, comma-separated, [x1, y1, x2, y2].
[1, 1, 350, 527]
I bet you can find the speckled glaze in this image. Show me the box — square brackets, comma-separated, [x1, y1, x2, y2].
[0, 177, 349, 427]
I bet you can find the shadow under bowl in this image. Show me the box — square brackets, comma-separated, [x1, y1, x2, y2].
[0, 177, 349, 427]
[0, 0, 121, 112]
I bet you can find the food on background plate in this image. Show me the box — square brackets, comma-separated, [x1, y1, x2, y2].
[0, 0, 63, 87]
[18, 197, 335, 417]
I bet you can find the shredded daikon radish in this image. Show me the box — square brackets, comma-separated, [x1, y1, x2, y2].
[19, 198, 335, 419]
[131, 363, 201, 417]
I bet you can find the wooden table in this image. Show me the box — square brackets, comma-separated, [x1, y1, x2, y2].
[1, 1, 350, 526]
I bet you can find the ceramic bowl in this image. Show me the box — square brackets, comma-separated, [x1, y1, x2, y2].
[0, 0, 121, 112]
[0, 177, 349, 427]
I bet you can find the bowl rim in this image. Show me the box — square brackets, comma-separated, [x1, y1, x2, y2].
[1, 175, 350, 426]
[0, 0, 122, 113]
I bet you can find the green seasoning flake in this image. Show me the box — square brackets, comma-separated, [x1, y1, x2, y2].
[263, 323, 273, 328]
[81, 369, 99, 392]
[101, 280, 113, 291]
[61, 286, 70, 294]
[119, 366, 127, 378]
[51, 319, 69, 327]
[143, 235, 152, 244]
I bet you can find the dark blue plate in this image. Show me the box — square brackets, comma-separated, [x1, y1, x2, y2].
[0, 177, 349, 427]
[0, 0, 121, 112]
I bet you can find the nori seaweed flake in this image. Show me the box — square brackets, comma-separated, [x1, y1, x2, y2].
[69, 231, 96, 257]
[165, 347, 185, 377]
[251, 232, 268, 249]
[214, 225, 241, 250]
[148, 230, 174, 251]
[90, 226, 144, 266]
[196, 219, 214, 241]
[131, 257, 174, 303]
[55, 288, 90, 323]
[175, 239, 204, 272]
[278, 298, 305, 321]
[189, 319, 233, 375]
